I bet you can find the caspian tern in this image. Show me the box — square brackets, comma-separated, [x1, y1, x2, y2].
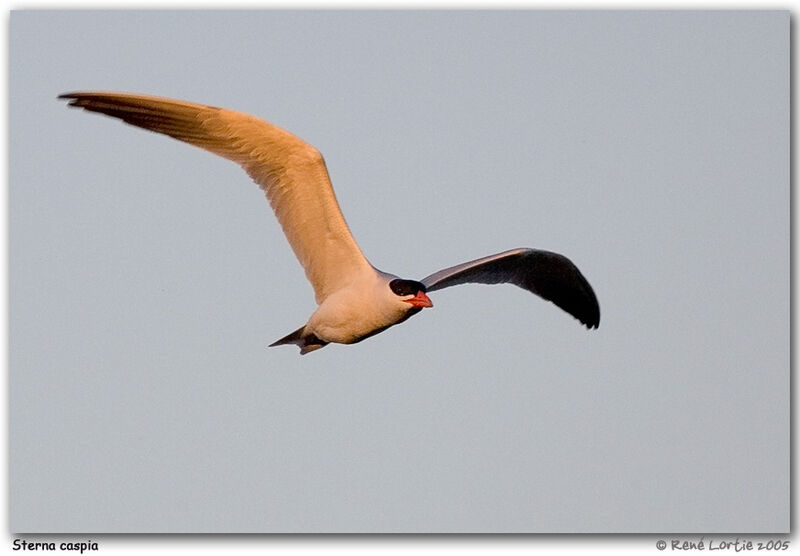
[60, 92, 600, 354]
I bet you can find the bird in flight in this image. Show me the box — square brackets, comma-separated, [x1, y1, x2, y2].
[60, 92, 600, 354]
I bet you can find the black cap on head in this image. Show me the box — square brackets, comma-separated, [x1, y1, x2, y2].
[389, 279, 427, 297]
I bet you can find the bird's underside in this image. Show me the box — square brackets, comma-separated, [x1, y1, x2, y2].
[60, 91, 600, 355]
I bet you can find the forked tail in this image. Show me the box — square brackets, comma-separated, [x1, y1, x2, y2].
[269, 325, 328, 355]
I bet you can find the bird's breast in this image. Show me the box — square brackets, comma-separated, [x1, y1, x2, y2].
[305, 284, 411, 345]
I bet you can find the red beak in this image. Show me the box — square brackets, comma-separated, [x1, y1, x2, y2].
[404, 291, 433, 308]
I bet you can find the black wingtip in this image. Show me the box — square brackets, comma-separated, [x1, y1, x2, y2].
[577, 295, 600, 330]
[584, 317, 600, 330]
[58, 93, 84, 107]
[582, 304, 600, 330]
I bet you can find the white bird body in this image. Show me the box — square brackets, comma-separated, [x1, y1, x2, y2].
[60, 91, 600, 354]
[303, 270, 407, 345]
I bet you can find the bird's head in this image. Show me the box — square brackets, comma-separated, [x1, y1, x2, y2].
[389, 279, 433, 311]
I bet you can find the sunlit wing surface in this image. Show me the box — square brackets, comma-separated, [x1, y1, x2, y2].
[59, 91, 373, 304]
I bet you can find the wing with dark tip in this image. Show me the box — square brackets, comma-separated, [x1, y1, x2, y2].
[58, 91, 373, 304]
[420, 248, 600, 329]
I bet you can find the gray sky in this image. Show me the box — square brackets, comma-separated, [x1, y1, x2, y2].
[10, 10, 788, 532]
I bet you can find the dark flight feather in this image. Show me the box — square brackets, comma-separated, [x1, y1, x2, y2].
[420, 248, 600, 329]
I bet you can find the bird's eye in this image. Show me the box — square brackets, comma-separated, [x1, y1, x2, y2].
[389, 279, 407, 296]
[389, 279, 426, 297]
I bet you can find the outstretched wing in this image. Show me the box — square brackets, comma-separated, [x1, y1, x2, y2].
[420, 248, 600, 329]
[59, 91, 372, 304]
